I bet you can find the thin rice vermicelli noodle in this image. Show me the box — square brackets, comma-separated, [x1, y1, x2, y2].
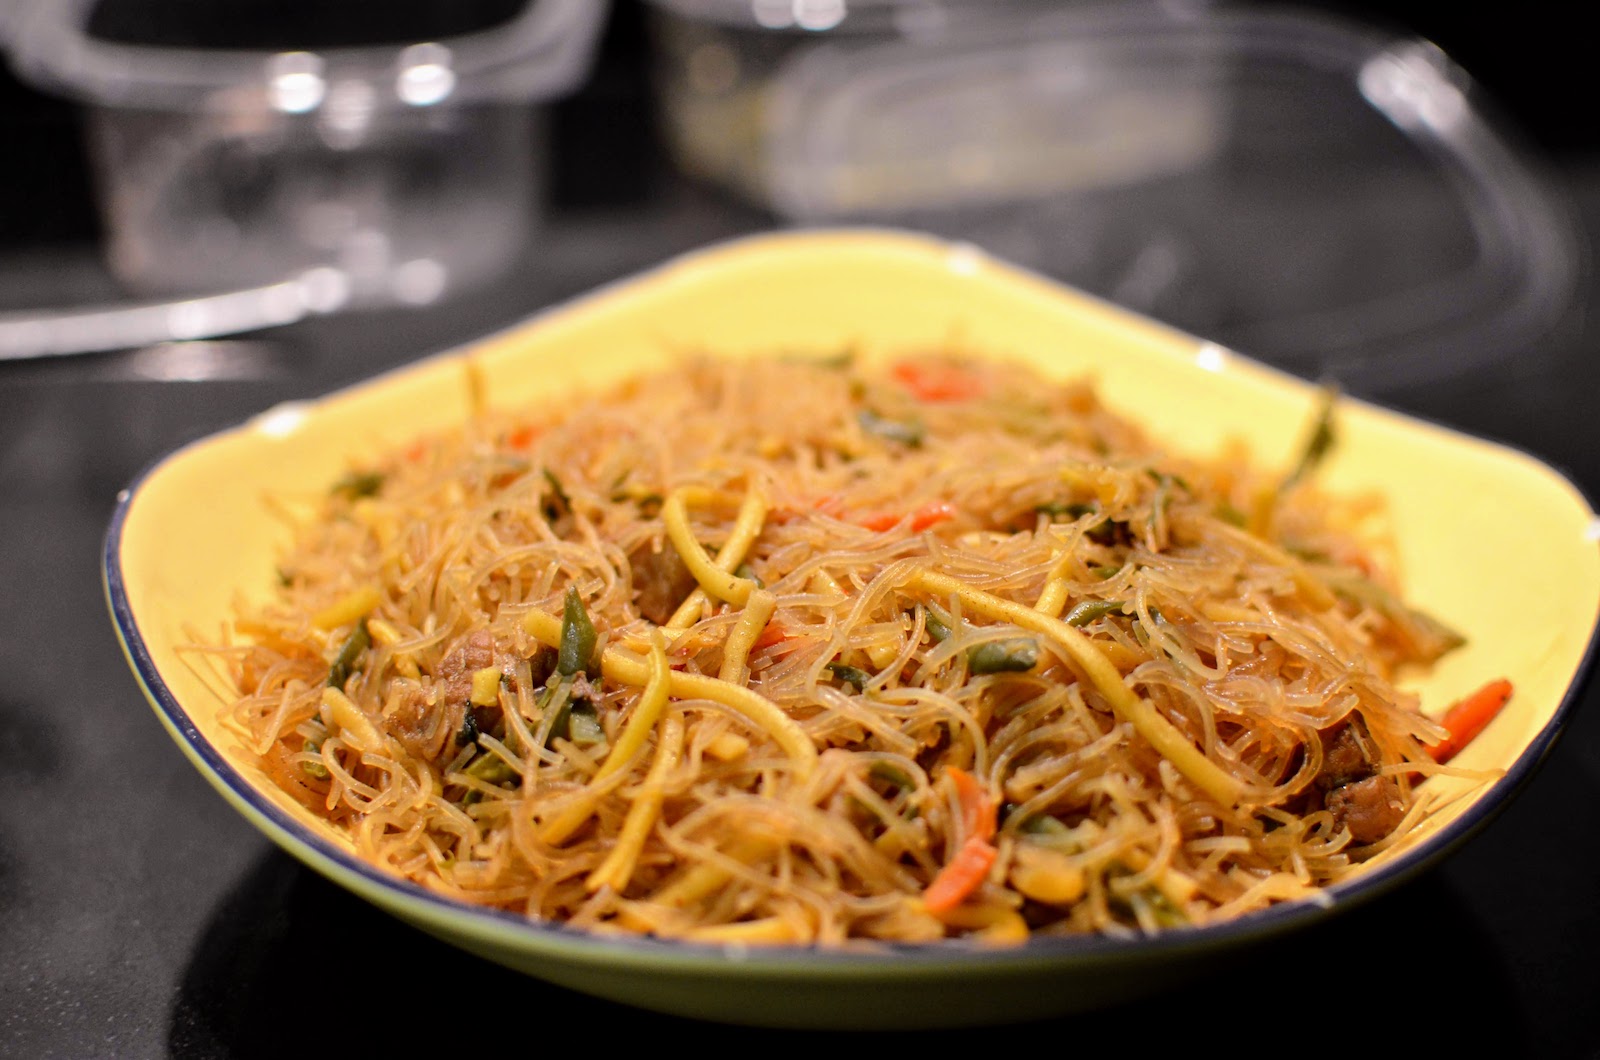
[212, 353, 1486, 945]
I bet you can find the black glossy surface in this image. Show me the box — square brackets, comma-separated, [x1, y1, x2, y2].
[5, 9, 1600, 1058]
[87, 0, 530, 51]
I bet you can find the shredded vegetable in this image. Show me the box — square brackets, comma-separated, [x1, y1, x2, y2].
[214, 353, 1495, 946]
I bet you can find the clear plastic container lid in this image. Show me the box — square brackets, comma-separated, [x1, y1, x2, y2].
[0, 0, 612, 333]
[647, 0, 1022, 36]
[1, 0, 608, 109]
[763, 4, 1580, 390]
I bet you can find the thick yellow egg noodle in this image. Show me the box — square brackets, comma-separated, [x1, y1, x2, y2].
[209, 353, 1479, 946]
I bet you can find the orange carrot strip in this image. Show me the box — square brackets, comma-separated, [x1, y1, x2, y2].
[858, 512, 900, 533]
[891, 360, 984, 403]
[751, 621, 789, 651]
[923, 836, 998, 914]
[506, 424, 539, 450]
[1425, 678, 1514, 763]
[859, 502, 958, 534]
[910, 502, 958, 532]
[947, 765, 997, 842]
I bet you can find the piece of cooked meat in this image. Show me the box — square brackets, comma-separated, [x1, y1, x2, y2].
[386, 683, 444, 761]
[438, 629, 495, 707]
[1326, 775, 1406, 844]
[1301, 720, 1405, 843]
[629, 540, 697, 625]
[393, 629, 497, 759]
[1318, 723, 1373, 790]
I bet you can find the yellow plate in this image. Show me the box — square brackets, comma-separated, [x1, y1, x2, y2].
[105, 230, 1600, 1028]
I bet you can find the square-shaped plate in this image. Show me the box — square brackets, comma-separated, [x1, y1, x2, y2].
[105, 230, 1600, 1028]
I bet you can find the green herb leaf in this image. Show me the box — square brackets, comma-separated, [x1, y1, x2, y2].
[868, 761, 914, 790]
[301, 738, 330, 780]
[326, 621, 371, 689]
[1280, 383, 1339, 492]
[542, 468, 572, 520]
[827, 663, 872, 690]
[557, 587, 597, 677]
[566, 701, 605, 746]
[330, 470, 384, 500]
[1064, 599, 1125, 627]
[968, 638, 1038, 674]
[461, 750, 519, 805]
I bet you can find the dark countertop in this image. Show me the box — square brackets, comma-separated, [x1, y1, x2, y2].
[3, 142, 1600, 1059]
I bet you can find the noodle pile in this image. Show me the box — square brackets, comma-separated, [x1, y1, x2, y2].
[216, 353, 1472, 945]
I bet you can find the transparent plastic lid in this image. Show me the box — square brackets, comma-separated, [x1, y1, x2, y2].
[1, 0, 608, 108]
[764, 5, 1579, 390]
[646, 0, 1013, 36]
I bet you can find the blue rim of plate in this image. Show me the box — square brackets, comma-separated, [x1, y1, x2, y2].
[99, 235, 1600, 982]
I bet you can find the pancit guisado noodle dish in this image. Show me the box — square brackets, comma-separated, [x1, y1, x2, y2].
[199, 352, 1510, 946]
